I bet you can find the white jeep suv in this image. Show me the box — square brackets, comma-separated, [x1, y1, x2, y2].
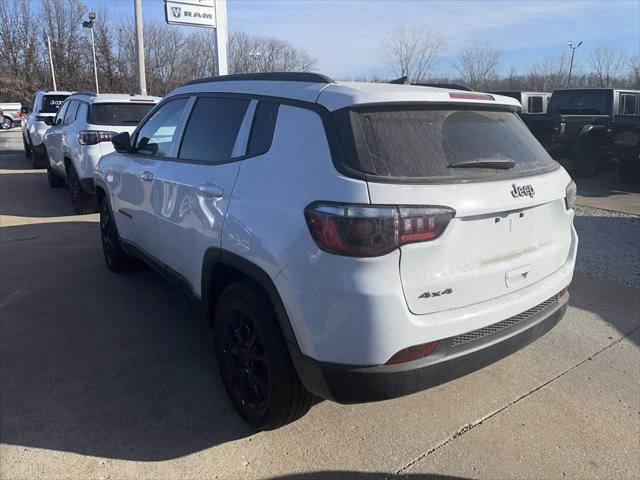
[94, 73, 578, 430]
[21, 90, 73, 168]
[43, 93, 160, 214]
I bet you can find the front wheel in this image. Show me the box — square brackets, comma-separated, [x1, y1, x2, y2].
[47, 159, 65, 188]
[67, 164, 97, 214]
[213, 281, 314, 430]
[1, 116, 13, 130]
[99, 196, 138, 272]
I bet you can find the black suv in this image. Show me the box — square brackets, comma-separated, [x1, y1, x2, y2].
[523, 88, 640, 177]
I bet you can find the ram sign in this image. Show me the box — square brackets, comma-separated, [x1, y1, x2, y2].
[164, 0, 216, 28]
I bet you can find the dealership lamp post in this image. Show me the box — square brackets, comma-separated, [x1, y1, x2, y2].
[82, 13, 99, 94]
[249, 51, 261, 72]
[567, 40, 582, 88]
[134, 0, 147, 95]
[46, 33, 57, 91]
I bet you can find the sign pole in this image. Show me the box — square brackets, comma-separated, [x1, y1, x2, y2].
[214, 0, 228, 76]
[134, 0, 147, 95]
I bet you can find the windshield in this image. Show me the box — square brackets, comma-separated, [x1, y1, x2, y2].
[40, 95, 69, 114]
[548, 90, 611, 115]
[89, 103, 155, 126]
[336, 106, 558, 182]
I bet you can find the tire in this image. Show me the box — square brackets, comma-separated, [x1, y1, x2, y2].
[32, 145, 47, 169]
[99, 196, 138, 272]
[67, 163, 97, 214]
[1, 116, 13, 130]
[573, 147, 601, 178]
[23, 135, 32, 157]
[213, 281, 314, 430]
[47, 159, 65, 188]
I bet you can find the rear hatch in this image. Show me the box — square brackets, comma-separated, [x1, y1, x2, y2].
[336, 104, 574, 315]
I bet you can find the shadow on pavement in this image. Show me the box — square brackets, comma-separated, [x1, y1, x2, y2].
[0, 171, 76, 217]
[271, 473, 470, 479]
[0, 221, 254, 461]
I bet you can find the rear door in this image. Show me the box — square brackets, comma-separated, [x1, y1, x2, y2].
[342, 105, 574, 315]
[153, 95, 256, 292]
[111, 97, 190, 258]
[43, 100, 70, 171]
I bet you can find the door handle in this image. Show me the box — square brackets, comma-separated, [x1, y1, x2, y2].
[138, 171, 153, 182]
[196, 183, 224, 198]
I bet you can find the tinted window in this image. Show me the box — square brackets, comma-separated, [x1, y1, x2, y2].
[40, 95, 69, 114]
[247, 101, 279, 157]
[620, 94, 637, 115]
[135, 98, 188, 157]
[54, 101, 69, 125]
[339, 106, 557, 181]
[90, 103, 155, 126]
[178, 97, 250, 163]
[63, 101, 79, 125]
[528, 96, 544, 113]
[549, 91, 610, 115]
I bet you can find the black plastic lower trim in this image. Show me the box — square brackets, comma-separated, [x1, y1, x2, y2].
[291, 296, 568, 404]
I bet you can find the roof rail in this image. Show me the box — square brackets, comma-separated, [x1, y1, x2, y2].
[183, 72, 334, 86]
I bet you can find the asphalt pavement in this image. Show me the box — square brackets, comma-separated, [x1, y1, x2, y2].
[1, 128, 639, 480]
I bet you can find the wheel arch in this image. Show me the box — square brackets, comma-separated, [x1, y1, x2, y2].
[202, 248, 299, 348]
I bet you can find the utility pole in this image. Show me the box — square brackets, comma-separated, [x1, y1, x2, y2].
[82, 13, 99, 94]
[134, 0, 147, 95]
[567, 40, 583, 88]
[46, 33, 57, 90]
[214, 0, 228, 75]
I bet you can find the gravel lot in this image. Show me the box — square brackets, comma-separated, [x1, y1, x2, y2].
[574, 205, 640, 289]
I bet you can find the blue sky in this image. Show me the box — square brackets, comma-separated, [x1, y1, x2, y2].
[82, 0, 639, 79]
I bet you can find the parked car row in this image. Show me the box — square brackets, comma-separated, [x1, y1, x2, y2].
[21, 74, 578, 430]
[492, 88, 640, 178]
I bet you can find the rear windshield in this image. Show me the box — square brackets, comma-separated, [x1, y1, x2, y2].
[548, 91, 611, 115]
[336, 106, 558, 182]
[89, 103, 155, 126]
[40, 95, 69, 114]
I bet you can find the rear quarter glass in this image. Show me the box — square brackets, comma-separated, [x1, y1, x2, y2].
[333, 105, 559, 183]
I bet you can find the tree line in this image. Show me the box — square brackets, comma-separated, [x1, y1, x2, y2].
[1, 0, 638, 106]
[0, 0, 316, 104]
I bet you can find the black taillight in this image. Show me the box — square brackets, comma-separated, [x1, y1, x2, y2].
[304, 202, 455, 257]
[78, 130, 116, 145]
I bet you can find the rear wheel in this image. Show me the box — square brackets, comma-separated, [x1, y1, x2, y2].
[213, 281, 314, 430]
[1, 116, 13, 130]
[573, 146, 601, 178]
[99, 196, 138, 272]
[67, 163, 97, 214]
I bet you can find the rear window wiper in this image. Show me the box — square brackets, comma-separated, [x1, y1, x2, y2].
[448, 158, 516, 170]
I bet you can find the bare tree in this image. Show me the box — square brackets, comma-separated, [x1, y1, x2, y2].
[590, 46, 627, 87]
[228, 31, 316, 74]
[382, 26, 445, 82]
[628, 53, 640, 89]
[454, 41, 502, 90]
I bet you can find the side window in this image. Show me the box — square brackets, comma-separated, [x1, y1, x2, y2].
[76, 102, 89, 123]
[247, 101, 279, 156]
[54, 101, 69, 125]
[178, 96, 250, 163]
[134, 98, 188, 157]
[31, 94, 38, 112]
[527, 96, 544, 114]
[620, 94, 637, 116]
[64, 101, 79, 125]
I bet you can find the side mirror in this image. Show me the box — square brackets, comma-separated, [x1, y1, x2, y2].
[44, 117, 55, 126]
[20, 106, 29, 114]
[111, 131, 132, 153]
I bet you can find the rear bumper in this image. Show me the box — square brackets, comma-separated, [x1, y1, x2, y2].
[291, 291, 568, 404]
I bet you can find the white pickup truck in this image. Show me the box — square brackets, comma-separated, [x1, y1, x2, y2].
[0, 103, 23, 130]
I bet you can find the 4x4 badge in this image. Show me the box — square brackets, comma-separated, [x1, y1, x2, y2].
[511, 184, 535, 198]
[419, 288, 453, 299]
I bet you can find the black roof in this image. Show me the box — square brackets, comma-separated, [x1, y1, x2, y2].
[184, 72, 334, 86]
